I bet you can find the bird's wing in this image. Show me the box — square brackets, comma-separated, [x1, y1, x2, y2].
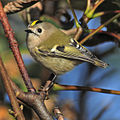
[35, 39, 108, 68]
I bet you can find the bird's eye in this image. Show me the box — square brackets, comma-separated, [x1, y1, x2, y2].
[37, 28, 42, 33]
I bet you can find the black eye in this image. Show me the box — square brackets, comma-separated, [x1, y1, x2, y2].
[37, 28, 42, 33]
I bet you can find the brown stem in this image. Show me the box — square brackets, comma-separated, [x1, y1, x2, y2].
[54, 107, 64, 120]
[92, 0, 104, 13]
[0, 1, 35, 92]
[0, 56, 25, 120]
[90, 29, 120, 40]
[61, 28, 77, 36]
[93, 10, 120, 18]
[14, 87, 53, 120]
[80, 13, 120, 44]
[74, 27, 83, 41]
[67, 0, 83, 41]
[53, 84, 120, 95]
[17, 92, 53, 120]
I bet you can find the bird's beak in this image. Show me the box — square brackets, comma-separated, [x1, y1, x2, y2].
[25, 29, 33, 33]
[25, 29, 39, 36]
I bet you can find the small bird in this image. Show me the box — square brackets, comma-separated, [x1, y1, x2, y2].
[25, 20, 108, 75]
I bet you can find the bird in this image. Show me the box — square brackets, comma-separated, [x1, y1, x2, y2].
[25, 20, 108, 75]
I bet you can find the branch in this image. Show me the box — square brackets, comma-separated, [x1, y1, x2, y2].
[16, 92, 53, 120]
[62, 28, 120, 46]
[0, 1, 35, 92]
[87, 0, 104, 18]
[0, 56, 25, 120]
[91, 30, 120, 40]
[67, 0, 83, 41]
[53, 84, 120, 95]
[12, 84, 53, 120]
[4, 0, 40, 14]
[80, 13, 120, 44]
[93, 10, 120, 18]
[0, 56, 53, 120]
[54, 107, 64, 120]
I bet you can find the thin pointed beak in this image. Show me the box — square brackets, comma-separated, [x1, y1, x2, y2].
[25, 29, 39, 37]
[25, 29, 33, 33]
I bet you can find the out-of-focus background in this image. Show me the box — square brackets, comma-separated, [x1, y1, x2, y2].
[0, 0, 120, 120]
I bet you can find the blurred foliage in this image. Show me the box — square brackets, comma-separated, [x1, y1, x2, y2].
[0, 105, 14, 120]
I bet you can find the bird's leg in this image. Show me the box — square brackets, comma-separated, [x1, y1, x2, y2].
[40, 73, 56, 99]
[48, 73, 56, 90]
[44, 73, 56, 92]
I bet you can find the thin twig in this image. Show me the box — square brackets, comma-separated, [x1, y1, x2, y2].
[0, 56, 25, 120]
[80, 13, 120, 44]
[67, 0, 83, 41]
[93, 10, 120, 18]
[53, 84, 120, 95]
[0, 1, 35, 92]
[67, 0, 80, 29]
[84, 0, 91, 14]
[74, 27, 83, 42]
[90, 0, 104, 15]
[61, 28, 77, 36]
[54, 107, 64, 120]
[90, 29, 120, 40]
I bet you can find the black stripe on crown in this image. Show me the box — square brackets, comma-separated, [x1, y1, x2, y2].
[35, 20, 43, 24]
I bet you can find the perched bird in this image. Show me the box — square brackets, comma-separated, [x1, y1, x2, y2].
[25, 20, 108, 75]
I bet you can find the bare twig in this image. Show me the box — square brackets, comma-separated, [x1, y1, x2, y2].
[67, 0, 81, 29]
[67, 0, 83, 41]
[4, 0, 40, 14]
[54, 107, 64, 120]
[74, 27, 83, 42]
[90, 0, 104, 16]
[61, 28, 77, 36]
[90, 29, 120, 40]
[16, 92, 53, 120]
[0, 1, 35, 92]
[93, 10, 120, 18]
[14, 87, 53, 120]
[53, 84, 120, 95]
[0, 56, 25, 120]
[84, 0, 91, 15]
[80, 13, 120, 44]
[81, 0, 104, 28]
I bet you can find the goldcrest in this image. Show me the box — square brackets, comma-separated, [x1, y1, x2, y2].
[25, 20, 108, 75]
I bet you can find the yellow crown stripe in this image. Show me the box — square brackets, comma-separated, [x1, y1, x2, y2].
[31, 20, 39, 26]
